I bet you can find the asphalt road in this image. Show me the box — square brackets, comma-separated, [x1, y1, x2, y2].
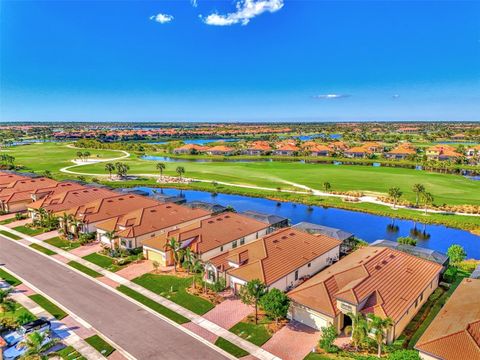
[0, 236, 228, 360]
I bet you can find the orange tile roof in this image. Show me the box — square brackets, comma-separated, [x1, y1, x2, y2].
[29, 187, 117, 212]
[68, 194, 160, 224]
[0, 173, 29, 186]
[174, 144, 208, 151]
[207, 145, 235, 152]
[276, 144, 299, 152]
[344, 146, 371, 154]
[96, 203, 210, 238]
[288, 246, 442, 321]
[388, 144, 416, 155]
[415, 278, 480, 360]
[212, 228, 341, 286]
[145, 212, 269, 254]
[0, 181, 84, 204]
[248, 141, 271, 151]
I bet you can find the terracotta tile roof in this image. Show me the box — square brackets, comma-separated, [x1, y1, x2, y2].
[276, 144, 299, 152]
[145, 212, 269, 254]
[96, 203, 210, 238]
[288, 246, 442, 322]
[344, 146, 372, 154]
[248, 141, 271, 151]
[310, 144, 332, 153]
[0, 177, 58, 195]
[68, 194, 159, 224]
[212, 228, 341, 286]
[0, 173, 28, 186]
[207, 145, 235, 152]
[0, 182, 84, 204]
[415, 278, 480, 360]
[388, 144, 416, 155]
[29, 187, 117, 212]
[174, 144, 208, 151]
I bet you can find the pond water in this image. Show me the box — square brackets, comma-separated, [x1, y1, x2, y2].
[133, 187, 480, 259]
[148, 138, 239, 145]
[140, 155, 273, 163]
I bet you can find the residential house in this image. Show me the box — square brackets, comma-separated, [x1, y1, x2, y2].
[0, 172, 30, 188]
[95, 203, 211, 249]
[205, 145, 235, 156]
[343, 146, 372, 158]
[415, 278, 480, 360]
[288, 246, 442, 343]
[426, 145, 462, 161]
[293, 222, 354, 254]
[240, 210, 289, 230]
[309, 144, 332, 157]
[273, 144, 299, 156]
[244, 141, 271, 155]
[206, 227, 341, 292]
[172, 144, 208, 155]
[142, 212, 271, 266]
[385, 143, 416, 160]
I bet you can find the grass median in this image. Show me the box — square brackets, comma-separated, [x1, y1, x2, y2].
[0, 267, 22, 286]
[84, 335, 115, 357]
[67, 261, 102, 278]
[29, 294, 68, 320]
[0, 229, 22, 240]
[29, 243, 57, 256]
[214, 337, 249, 358]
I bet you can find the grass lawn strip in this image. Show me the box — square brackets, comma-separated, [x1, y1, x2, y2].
[117, 285, 189, 324]
[0, 302, 36, 323]
[67, 261, 102, 278]
[29, 294, 68, 320]
[29, 243, 57, 256]
[0, 267, 22, 286]
[58, 345, 86, 360]
[84, 335, 115, 357]
[229, 321, 272, 347]
[0, 229, 22, 240]
[0, 217, 17, 225]
[83, 253, 122, 272]
[214, 337, 249, 358]
[44, 236, 81, 250]
[132, 274, 214, 315]
[12, 225, 47, 236]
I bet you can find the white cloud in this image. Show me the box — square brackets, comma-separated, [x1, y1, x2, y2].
[202, 0, 284, 26]
[150, 13, 174, 24]
[191, 0, 198, 8]
[313, 94, 351, 99]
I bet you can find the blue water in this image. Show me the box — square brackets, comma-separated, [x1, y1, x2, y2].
[133, 187, 480, 259]
[148, 138, 239, 145]
[140, 155, 273, 163]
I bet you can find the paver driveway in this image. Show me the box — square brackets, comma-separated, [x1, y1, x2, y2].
[203, 296, 253, 329]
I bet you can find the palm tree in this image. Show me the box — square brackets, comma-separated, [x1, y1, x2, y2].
[156, 162, 166, 181]
[59, 213, 73, 238]
[105, 163, 115, 179]
[70, 218, 83, 239]
[0, 288, 12, 303]
[83, 151, 91, 161]
[412, 183, 425, 207]
[165, 238, 182, 273]
[176, 166, 185, 181]
[387, 187, 403, 209]
[105, 230, 118, 252]
[421, 191, 434, 215]
[182, 248, 195, 274]
[190, 258, 204, 290]
[323, 181, 331, 192]
[367, 314, 394, 358]
[76, 151, 83, 161]
[345, 312, 368, 351]
[19, 331, 59, 359]
[2, 299, 17, 318]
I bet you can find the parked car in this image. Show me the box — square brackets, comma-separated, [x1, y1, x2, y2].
[3, 319, 51, 346]
[3, 335, 53, 360]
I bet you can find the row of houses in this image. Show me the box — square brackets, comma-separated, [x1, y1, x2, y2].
[3, 170, 475, 354]
[173, 141, 480, 161]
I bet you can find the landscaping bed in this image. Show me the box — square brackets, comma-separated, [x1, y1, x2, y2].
[132, 273, 215, 315]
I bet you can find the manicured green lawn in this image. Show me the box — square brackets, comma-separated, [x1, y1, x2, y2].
[0, 302, 35, 323]
[67, 261, 102, 278]
[29, 294, 68, 320]
[29, 243, 57, 256]
[132, 274, 215, 315]
[58, 345, 86, 360]
[84, 335, 115, 357]
[0, 267, 22, 286]
[229, 321, 272, 347]
[0, 229, 22, 240]
[44, 236, 81, 250]
[0, 217, 17, 225]
[13, 225, 46, 236]
[117, 285, 189, 324]
[83, 253, 122, 272]
[214, 337, 249, 358]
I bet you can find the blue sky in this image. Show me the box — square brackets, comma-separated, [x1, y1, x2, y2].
[1, 0, 479, 122]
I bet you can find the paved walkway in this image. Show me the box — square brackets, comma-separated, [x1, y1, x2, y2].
[36, 230, 60, 240]
[115, 260, 154, 280]
[262, 321, 321, 360]
[0, 280, 105, 360]
[204, 297, 253, 330]
[4, 218, 31, 228]
[69, 242, 103, 257]
[0, 225, 281, 360]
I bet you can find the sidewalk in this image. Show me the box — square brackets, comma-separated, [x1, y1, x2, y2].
[0, 225, 281, 360]
[0, 280, 105, 360]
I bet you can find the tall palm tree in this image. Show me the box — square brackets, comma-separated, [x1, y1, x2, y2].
[182, 248, 195, 274]
[0, 288, 13, 304]
[59, 213, 73, 238]
[156, 162, 166, 181]
[412, 183, 425, 207]
[105, 230, 118, 251]
[165, 238, 182, 273]
[367, 314, 394, 358]
[387, 187, 403, 209]
[70, 218, 83, 239]
[323, 182, 331, 192]
[345, 312, 368, 351]
[190, 258, 204, 290]
[19, 331, 59, 360]
[176, 166, 185, 181]
[421, 192, 434, 215]
[105, 163, 115, 179]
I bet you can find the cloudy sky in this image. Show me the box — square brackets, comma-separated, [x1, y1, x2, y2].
[1, 0, 479, 122]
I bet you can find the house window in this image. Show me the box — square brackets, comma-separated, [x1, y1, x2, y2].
[240, 238, 245, 246]
[420, 293, 423, 302]
[128, 240, 132, 248]
[232, 240, 238, 248]
[414, 299, 418, 308]
[308, 263, 311, 268]
[220, 246, 224, 252]
[295, 270, 299, 281]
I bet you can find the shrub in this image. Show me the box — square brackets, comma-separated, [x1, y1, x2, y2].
[442, 267, 458, 283]
[319, 325, 338, 353]
[387, 350, 421, 360]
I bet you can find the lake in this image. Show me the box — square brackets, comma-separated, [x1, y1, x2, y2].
[148, 138, 239, 145]
[132, 187, 480, 259]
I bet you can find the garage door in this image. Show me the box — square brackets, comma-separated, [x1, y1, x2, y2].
[291, 304, 329, 330]
[146, 250, 165, 266]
